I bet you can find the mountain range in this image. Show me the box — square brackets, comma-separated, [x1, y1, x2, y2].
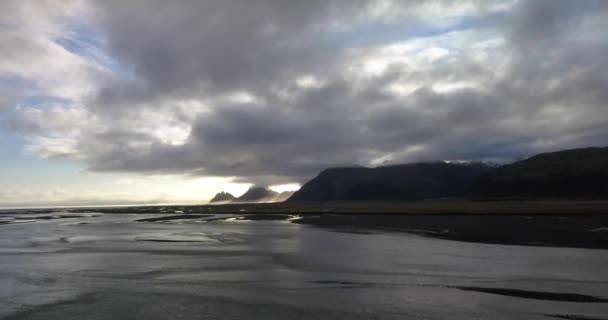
[470, 147, 608, 199]
[209, 146, 608, 204]
[209, 187, 295, 204]
[287, 162, 494, 203]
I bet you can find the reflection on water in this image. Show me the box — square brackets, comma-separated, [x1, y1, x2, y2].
[0, 213, 607, 320]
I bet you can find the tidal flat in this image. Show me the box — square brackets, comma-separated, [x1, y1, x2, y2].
[0, 207, 607, 319]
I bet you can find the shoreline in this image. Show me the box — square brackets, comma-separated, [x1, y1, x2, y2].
[3, 200, 607, 215]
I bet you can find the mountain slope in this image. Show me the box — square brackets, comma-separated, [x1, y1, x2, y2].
[232, 187, 278, 203]
[287, 162, 493, 203]
[470, 147, 608, 198]
[209, 191, 236, 203]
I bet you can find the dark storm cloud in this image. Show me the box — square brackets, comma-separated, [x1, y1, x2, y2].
[94, 0, 374, 105]
[93, 0, 495, 105]
[14, 0, 608, 184]
[510, 0, 608, 49]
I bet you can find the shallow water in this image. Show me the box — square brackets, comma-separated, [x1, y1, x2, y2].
[0, 212, 607, 319]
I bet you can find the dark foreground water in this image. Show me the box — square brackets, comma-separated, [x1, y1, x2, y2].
[1, 212, 607, 319]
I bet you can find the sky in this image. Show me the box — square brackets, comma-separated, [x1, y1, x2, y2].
[1, 0, 608, 207]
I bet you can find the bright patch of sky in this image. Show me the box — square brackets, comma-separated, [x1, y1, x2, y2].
[332, 9, 509, 48]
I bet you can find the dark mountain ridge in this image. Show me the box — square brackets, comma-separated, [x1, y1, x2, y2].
[470, 147, 608, 198]
[287, 162, 494, 203]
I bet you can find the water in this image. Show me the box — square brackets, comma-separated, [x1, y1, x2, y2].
[0, 212, 607, 319]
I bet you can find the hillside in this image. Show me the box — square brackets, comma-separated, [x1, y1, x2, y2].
[232, 187, 288, 203]
[287, 162, 493, 203]
[470, 147, 608, 198]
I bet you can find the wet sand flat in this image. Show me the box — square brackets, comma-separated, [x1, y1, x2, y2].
[0, 210, 607, 319]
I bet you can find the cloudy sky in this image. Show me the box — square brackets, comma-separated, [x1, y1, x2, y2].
[1, 0, 607, 207]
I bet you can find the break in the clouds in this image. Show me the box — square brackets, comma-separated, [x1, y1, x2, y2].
[3, 0, 608, 198]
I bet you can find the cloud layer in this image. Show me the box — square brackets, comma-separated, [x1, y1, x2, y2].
[5, 0, 608, 185]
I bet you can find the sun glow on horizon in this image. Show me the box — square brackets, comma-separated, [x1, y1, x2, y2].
[269, 183, 301, 193]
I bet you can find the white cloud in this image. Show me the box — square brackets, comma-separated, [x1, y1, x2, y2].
[0, 1, 106, 101]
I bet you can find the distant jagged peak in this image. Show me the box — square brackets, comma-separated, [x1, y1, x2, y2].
[232, 186, 276, 203]
[209, 191, 236, 203]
